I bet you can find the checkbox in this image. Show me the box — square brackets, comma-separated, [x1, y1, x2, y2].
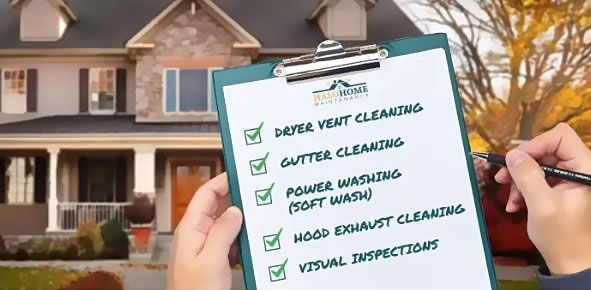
[268, 259, 288, 282]
[244, 122, 264, 145]
[249, 152, 269, 176]
[263, 228, 283, 252]
[255, 183, 275, 206]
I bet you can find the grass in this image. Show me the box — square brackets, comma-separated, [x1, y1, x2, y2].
[0, 265, 541, 290]
[0, 266, 83, 290]
[499, 280, 541, 290]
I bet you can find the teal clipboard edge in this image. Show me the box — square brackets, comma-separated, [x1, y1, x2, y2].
[213, 33, 498, 290]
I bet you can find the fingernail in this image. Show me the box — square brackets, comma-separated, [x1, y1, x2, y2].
[506, 150, 526, 167]
[223, 206, 242, 221]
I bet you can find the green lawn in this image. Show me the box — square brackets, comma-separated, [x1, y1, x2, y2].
[499, 280, 541, 290]
[0, 266, 83, 290]
[0, 266, 541, 290]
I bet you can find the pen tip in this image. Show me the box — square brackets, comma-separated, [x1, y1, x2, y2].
[471, 152, 488, 159]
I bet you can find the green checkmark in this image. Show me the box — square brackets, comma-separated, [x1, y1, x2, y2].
[265, 227, 283, 248]
[247, 122, 264, 141]
[257, 182, 275, 202]
[271, 258, 289, 278]
[252, 152, 270, 172]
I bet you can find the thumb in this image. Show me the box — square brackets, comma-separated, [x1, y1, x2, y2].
[201, 206, 243, 259]
[505, 149, 553, 212]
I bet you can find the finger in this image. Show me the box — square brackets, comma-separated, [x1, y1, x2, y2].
[201, 206, 243, 259]
[495, 168, 511, 184]
[505, 149, 554, 213]
[175, 173, 230, 265]
[517, 123, 589, 163]
[505, 182, 524, 213]
[185, 173, 230, 220]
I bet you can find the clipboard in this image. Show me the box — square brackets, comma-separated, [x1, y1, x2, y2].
[213, 33, 497, 290]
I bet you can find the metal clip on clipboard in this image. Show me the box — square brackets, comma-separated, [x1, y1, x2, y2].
[274, 40, 389, 82]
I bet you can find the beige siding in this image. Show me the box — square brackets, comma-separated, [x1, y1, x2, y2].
[20, 0, 64, 41]
[331, 0, 365, 40]
[0, 57, 135, 124]
[0, 204, 48, 235]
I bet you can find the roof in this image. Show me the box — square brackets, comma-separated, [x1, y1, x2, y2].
[0, 115, 219, 134]
[0, 0, 421, 50]
[213, 0, 422, 49]
[0, 0, 170, 49]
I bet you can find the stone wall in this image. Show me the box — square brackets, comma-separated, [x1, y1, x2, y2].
[135, 8, 251, 122]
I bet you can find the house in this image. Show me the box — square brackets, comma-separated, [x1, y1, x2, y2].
[0, 0, 421, 236]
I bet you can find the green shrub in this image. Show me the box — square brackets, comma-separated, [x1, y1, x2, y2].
[75, 221, 104, 258]
[0, 235, 6, 253]
[64, 244, 79, 260]
[100, 219, 129, 259]
[30, 238, 53, 260]
[14, 248, 28, 261]
[77, 237, 96, 260]
[48, 248, 64, 260]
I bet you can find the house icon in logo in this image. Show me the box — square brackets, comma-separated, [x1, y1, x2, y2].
[328, 79, 354, 90]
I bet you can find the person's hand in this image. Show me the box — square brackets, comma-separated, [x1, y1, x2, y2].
[168, 173, 243, 290]
[495, 123, 591, 275]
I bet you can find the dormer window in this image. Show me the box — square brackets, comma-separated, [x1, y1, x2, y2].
[11, 0, 77, 42]
[308, 0, 375, 41]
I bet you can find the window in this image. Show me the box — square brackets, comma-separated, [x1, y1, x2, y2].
[85, 158, 115, 202]
[89, 68, 116, 114]
[163, 68, 219, 113]
[2, 69, 27, 114]
[4, 157, 35, 205]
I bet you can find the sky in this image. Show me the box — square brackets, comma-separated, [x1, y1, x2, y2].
[394, 0, 508, 98]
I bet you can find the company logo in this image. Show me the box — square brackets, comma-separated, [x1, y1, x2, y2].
[312, 79, 369, 106]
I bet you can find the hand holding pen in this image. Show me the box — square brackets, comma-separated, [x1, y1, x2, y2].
[481, 123, 591, 276]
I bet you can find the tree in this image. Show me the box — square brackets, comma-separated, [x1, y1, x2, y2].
[418, 0, 591, 151]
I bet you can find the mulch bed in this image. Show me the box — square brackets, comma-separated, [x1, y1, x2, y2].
[60, 271, 123, 290]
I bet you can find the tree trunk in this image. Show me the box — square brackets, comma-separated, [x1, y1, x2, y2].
[517, 102, 540, 141]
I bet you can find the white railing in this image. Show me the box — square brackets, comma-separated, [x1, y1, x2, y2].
[57, 202, 132, 232]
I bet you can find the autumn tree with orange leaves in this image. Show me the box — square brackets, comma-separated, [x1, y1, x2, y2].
[419, 0, 591, 152]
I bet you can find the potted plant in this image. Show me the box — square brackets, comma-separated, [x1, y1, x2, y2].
[125, 194, 155, 249]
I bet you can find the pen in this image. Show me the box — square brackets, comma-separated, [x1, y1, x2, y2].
[472, 152, 591, 186]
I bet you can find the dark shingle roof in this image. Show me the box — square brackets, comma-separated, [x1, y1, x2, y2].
[213, 0, 422, 49]
[0, 0, 421, 50]
[0, 115, 218, 134]
[0, 0, 170, 49]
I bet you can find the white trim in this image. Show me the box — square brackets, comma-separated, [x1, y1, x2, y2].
[126, 0, 185, 47]
[162, 68, 220, 115]
[0, 135, 223, 150]
[1, 68, 28, 114]
[0, 48, 128, 57]
[125, 0, 260, 50]
[198, 0, 260, 46]
[88, 67, 117, 115]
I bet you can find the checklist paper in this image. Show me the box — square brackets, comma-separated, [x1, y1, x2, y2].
[217, 47, 495, 289]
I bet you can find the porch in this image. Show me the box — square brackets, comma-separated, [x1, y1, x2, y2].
[0, 146, 223, 235]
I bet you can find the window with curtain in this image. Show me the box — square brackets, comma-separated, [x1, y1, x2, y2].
[2, 69, 27, 114]
[4, 157, 35, 205]
[163, 68, 219, 113]
[89, 68, 116, 114]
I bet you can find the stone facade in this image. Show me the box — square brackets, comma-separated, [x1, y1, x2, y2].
[135, 8, 251, 122]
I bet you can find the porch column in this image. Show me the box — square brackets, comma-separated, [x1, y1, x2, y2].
[46, 147, 60, 232]
[134, 146, 156, 196]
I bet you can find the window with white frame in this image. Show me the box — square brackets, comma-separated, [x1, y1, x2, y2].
[5, 157, 35, 205]
[163, 68, 219, 113]
[1, 69, 27, 114]
[89, 68, 116, 114]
